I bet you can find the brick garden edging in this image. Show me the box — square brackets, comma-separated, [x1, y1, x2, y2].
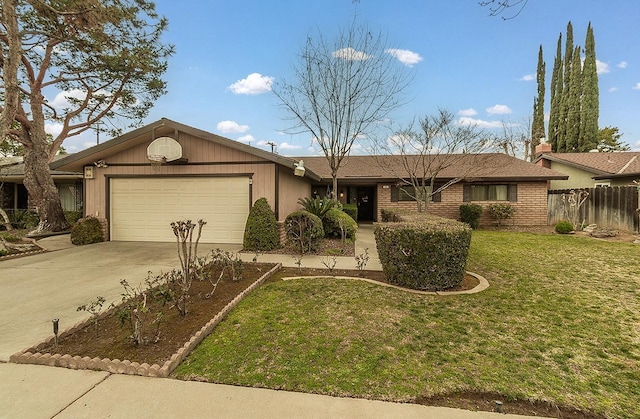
[10, 263, 282, 378]
[0, 238, 47, 262]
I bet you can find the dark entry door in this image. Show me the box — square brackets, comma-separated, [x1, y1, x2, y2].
[357, 187, 375, 221]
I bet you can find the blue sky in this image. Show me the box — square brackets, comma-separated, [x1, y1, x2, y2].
[59, 0, 640, 154]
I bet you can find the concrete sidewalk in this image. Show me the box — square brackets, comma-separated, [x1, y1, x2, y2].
[0, 227, 548, 419]
[0, 363, 542, 419]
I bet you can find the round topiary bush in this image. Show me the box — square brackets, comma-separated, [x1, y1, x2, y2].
[459, 203, 483, 229]
[243, 198, 279, 251]
[323, 208, 358, 239]
[70, 217, 104, 245]
[284, 210, 324, 253]
[374, 215, 471, 291]
[555, 220, 575, 234]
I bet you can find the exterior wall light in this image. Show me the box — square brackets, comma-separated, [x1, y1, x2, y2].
[294, 160, 305, 177]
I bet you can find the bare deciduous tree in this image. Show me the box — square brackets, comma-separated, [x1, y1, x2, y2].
[274, 19, 411, 201]
[374, 109, 490, 213]
[480, 0, 529, 19]
[491, 118, 532, 161]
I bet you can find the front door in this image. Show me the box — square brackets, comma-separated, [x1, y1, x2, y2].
[357, 187, 375, 221]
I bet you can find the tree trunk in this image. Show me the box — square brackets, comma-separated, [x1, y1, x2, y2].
[0, 208, 13, 231]
[22, 147, 69, 233]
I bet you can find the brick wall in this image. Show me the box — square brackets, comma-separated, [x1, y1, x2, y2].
[377, 182, 549, 226]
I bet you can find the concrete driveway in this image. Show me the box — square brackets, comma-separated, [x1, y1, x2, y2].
[0, 238, 240, 362]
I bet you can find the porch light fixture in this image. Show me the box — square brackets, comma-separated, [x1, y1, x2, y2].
[83, 166, 95, 179]
[339, 190, 344, 198]
[294, 160, 305, 177]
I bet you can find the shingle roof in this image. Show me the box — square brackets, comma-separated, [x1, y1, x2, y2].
[537, 152, 640, 176]
[300, 153, 567, 182]
[0, 155, 81, 178]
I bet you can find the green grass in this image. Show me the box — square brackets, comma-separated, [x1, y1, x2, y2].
[174, 231, 640, 418]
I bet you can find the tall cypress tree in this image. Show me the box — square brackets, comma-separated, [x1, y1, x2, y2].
[580, 22, 599, 151]
[557, 21, 574, 152]
[531, 45, 546, 158]
[548, 34, 563, 151]
[566, 46, 583, 151]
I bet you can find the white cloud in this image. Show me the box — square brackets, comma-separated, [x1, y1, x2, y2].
[44, 122, 64, 137]
[49, 89, 87, 109]
[608, 87, 619, 93]
[520, 74, 535, 81]
[617, 61, 628, 69]
[596, 59, 610, 74]
[333, 47, 371, 61]
[385, 49, 423, 67]
[458, 117, 505, 129]
[458, 108, 478, 117]
[228, 73, 274, 95]
[216, 120, 250, 133]
[633, 83, 640, 90]
[237, 135, 255, 143]
[486, 104, 512, 115]
[279, 142, 303, 150]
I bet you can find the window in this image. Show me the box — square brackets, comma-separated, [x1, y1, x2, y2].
[391, 185, 441, 203]
[463, 184, 517, 202]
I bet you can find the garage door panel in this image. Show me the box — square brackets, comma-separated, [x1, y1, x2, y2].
[110, 177, 250, 243]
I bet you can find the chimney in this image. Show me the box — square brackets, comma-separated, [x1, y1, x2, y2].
[535, 142, 552, 157]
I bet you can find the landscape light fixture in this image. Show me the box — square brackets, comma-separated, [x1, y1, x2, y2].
[52, 318, 59, 347]
[294, 160, 305, 177]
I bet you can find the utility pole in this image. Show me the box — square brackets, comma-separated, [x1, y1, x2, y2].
[266, 141, 277, 153]
[94, 121, 104, 145]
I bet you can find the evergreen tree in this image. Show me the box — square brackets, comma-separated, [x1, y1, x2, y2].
[531, 45, 546, 158]
[565, 46, 583, 151]
[548, 34, 563, 151]
[579, 22, 599, 151]
[557, 21, 574, 152]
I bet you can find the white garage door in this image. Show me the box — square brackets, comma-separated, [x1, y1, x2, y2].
[110, 177, 250, 243]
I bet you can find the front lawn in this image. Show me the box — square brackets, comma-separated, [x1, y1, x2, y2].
[174, 231, 640, 418]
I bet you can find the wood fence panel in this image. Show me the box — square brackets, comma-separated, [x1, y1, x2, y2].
[548, 186, 639, 232]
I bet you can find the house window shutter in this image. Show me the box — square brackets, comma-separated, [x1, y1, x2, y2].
[508, 184, 518, 202]
[391, 186, 399, 202]
[463, 184, 471, 202]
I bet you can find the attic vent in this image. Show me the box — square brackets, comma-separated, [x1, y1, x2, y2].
[147, 137, 182, 162]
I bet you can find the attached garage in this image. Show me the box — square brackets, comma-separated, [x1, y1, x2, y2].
[110, 176, 250, 243]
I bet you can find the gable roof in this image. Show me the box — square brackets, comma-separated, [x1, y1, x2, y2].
[535, 152, 640, 178]
[50, 118, 322, 181]
[301, 153, 568, 182]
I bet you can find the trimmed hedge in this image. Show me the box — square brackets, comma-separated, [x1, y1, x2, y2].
[342, 204, 358, 222]
[70, 217, 104, 245]
[323, 208, 357, 239]
[284, 210, 324, 253]
[375, 214, 471, 291]
[459, 203, 483, 229]
[243, 198, 279, 251]
[380, 208, 402, 222]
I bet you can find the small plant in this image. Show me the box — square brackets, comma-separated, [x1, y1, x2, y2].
[380, 208, 401, 222]
[70, 216, 104, 245]
[555, 220, 575, 234]
[321, 256, 337, 274]
[294, 255, 303, 273]
[355, 248, 370, 274]
[459, 203, 483, 229]
[0, 232, 22, 243]
[113, 277, 165, 346]
[297, 196, 337, 219]
[170, 219, 207, 316]
[487, 203, 516, 226]
[77, 296, 106, 337]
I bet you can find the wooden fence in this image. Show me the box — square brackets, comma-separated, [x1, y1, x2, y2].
[548, 186, 640, 233]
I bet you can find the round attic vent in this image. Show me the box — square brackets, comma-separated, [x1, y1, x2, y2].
[147, 137, 182, 162]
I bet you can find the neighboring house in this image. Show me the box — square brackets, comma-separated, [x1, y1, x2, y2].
[51, 119, 568, 243]
[534, 144, 640, 189]
[302, 154, 568, 226]
[0, 156, 83, 213]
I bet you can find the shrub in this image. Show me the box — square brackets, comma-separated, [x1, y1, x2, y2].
[374, 214, 471, 291]
[297, 196, 336, 219]
[555, 220, 575, 234]
[487, 203, 517, 226]
[284, 210, 324, 253]
[9, 210, 39, 229]
[243, 198, 279, 251]
[380, 208, 402, 222]
[70, 217, 104, 245]
[64, 210, 83, 225]
[342, 203, 358, 222]
[459, 203, 483, 229]
[323, 208, 358, 239]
